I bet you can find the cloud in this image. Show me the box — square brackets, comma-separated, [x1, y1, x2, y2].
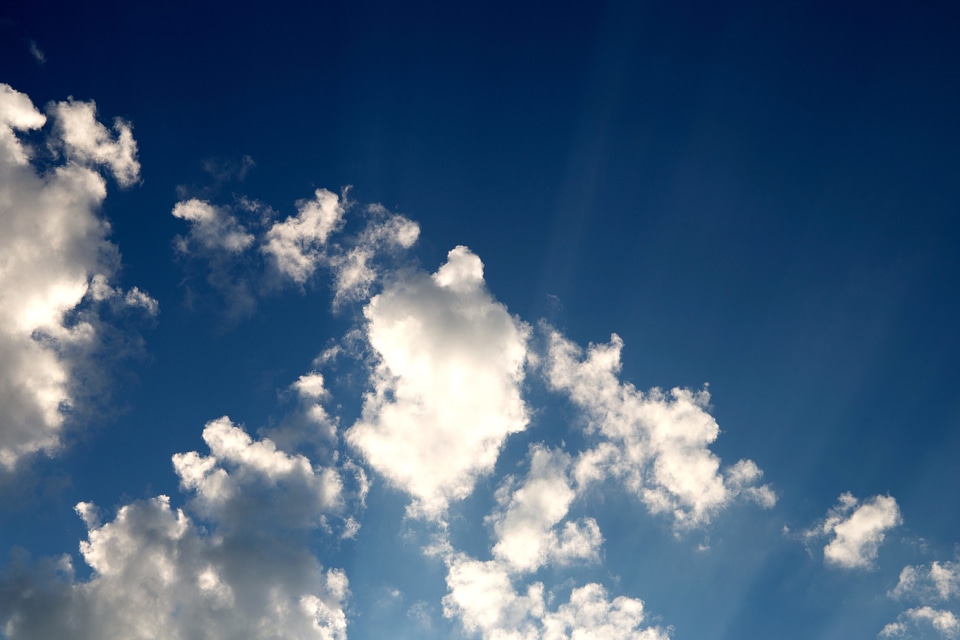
[261, 188, 345, 284]
[436, 442, 662, 639]
[27, 40, 45, 65]
[172, 416, 343, 530]
[804, 493, 901, 569]
[441, 553, 669, 640]
[489, 446, 602, 572]
[328, 204, 420, 306]
[0, 419, 351, 639]
[47, 97, 140, 187]
[891, 561, 960, 602]
[346, 246, 530, 519]
[171, 190, 420, 321]
[543, 327, 775, 529]
[258, 372, 340, 452]
[172, 199, 255, 253]
[885, 560, 960, 638]
[880, 607, 960, 638]
[0, 84, 154, 471]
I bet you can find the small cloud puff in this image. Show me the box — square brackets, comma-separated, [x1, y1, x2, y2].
[803, 492, 901, 569]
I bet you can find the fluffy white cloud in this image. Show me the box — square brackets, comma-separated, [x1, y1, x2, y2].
[885, 559, 960, 638]
[804, 493, 901, 569]
[441, 553, 669, 640]
[172, 416, 343, 529]
[0, 419, 350, 639]
[346, 246, 530, 519]
[540, 583, 670, 640]
[0, 84, 154, 470]
[261, 188, 345, 283]
[437, 441, 663, 640]
[544, 328, 775, 529]
[172, 199, 255, 253]
[892, 561, 960, 602]
[47, 97, 140, 187]
[489, 446, 601, 572]
[880, 607, 960, 638]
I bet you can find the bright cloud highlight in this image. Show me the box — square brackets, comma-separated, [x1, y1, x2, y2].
[346, 246, 530, 519]
[0, 84, 154, 471]
[804, 493, 902, 569]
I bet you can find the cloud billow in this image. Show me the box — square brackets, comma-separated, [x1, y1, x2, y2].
[0, 84, 155, 472]
[0, 419, 351, 640]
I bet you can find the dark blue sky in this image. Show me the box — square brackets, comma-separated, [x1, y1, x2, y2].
[2, 2, 959, 639]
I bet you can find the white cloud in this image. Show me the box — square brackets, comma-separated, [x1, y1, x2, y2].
[172, 199, 255, 253]
[891, 561, 960, 602]
[540, 583, 670, 640]
[880, 607, 960, 638]
[47, 98, 140, 187]
[438, 443, 663, 640]
[329, 205, 419, 306]
[885, 559, 960, 637]
[262, 188, 345, 284]
[346, 246, 530, 519]
[804, 493, 901, 569]
[172, 416, 343, 529]
[544, 328, 775, 529]
[489, 446, 602, 572]
[0, 84, 153, 470]
[441, 553, 669, 640]
[0, 418, 351, 639]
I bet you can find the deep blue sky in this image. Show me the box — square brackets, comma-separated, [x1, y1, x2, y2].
[2, 2, 959, 639]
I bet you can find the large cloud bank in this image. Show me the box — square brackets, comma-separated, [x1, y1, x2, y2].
[0, 84, 155, 471]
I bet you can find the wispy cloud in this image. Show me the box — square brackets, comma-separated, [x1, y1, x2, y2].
[27, 39, 44, 65]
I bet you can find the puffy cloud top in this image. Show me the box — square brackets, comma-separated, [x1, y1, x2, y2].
[346, 246, 529, 519]
[804, 493, 902, 570]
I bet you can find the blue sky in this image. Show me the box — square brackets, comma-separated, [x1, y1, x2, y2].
[1, 1, 959, 638]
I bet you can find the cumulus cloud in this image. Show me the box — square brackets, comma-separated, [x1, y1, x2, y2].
[0, 418, 350, 639]
[884, 559, 960, 637]
[172, 416, 343, 530]
[441, 553, 669, 640]
[47, 97, 140, 187]
[261, 188, 345, 284]
[434, 441, 664, 639]
[880, 607, 960, 638]
[346, 246, 530, 519]
[891, 561, 960, 602]
[543, 328, 775, 529]
[489, 446, 602, 572]
[0, 84, 154, 470]
[803, 493, 901, 569]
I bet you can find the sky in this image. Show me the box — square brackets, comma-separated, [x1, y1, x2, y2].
[1, 1, 959, 638]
